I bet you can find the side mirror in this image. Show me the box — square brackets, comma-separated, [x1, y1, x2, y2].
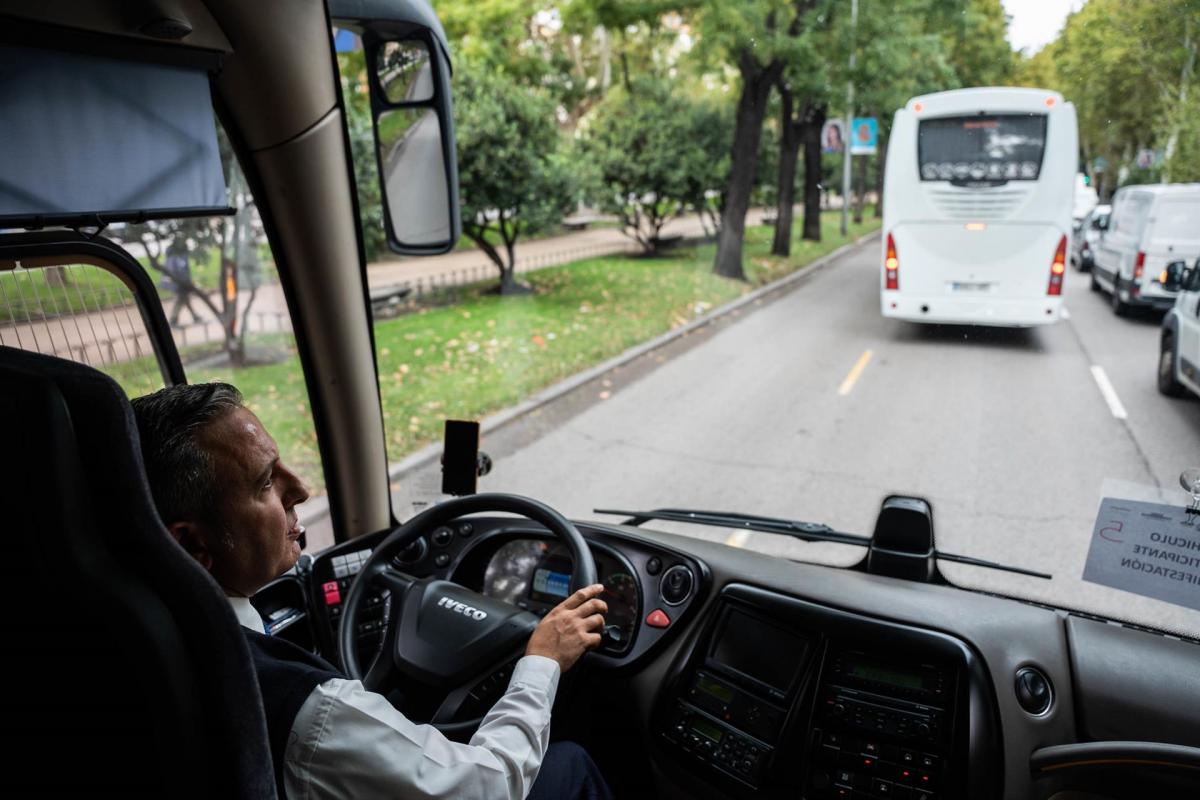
[331, 0, 462, 256]
[1162, 260, 1187, 292]
[365, 32, 460, 255]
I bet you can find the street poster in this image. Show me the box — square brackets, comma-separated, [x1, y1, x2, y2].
[821, 120, 845, 154]
[850, 117, 878, 155]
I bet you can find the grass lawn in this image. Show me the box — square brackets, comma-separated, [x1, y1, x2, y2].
[186, 213, 879, 495]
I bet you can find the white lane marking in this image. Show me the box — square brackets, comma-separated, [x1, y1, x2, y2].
[1090, 365, 1128, 420]
[1060, 307, 1070, 320]
[724, 530, 750, 548]
[837, 349, 874, 396]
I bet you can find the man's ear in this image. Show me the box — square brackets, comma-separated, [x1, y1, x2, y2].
[165, 521, 214, 571]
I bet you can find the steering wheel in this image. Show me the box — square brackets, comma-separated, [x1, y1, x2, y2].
[338, 493, 597, 733]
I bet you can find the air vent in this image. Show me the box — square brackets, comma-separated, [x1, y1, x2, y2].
[661, 565, 693, 606]
[1015, 666, 1053, 716]
[928, 186, 1031, 220]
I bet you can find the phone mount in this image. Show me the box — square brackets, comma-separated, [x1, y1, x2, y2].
[440, 419, 492, 496]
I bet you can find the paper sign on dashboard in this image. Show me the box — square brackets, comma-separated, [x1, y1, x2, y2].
[1083, 498, 1200, 612]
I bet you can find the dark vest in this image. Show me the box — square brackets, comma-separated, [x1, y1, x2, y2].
[243, 630, 344, 798]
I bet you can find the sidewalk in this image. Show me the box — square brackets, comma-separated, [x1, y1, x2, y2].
[0, 209, 776, 370]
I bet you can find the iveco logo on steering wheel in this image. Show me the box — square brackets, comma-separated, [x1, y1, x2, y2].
[437, 596, 488, 621]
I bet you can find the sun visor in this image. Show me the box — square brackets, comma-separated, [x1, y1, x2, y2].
[0, 45, 230, 228]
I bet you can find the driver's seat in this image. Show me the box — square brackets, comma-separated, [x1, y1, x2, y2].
[0, 346, 276, 798]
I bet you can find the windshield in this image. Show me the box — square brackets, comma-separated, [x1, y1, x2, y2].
[334, 0, 1200, 642]
[919, 114, 1047, 182]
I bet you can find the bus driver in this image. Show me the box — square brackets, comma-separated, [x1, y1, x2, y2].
[132, 382, 613, 800]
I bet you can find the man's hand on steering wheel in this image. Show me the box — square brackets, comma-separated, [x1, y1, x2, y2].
[526, 584, 608, 672]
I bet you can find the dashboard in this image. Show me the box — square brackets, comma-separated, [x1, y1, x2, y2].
[480, 539, 641, 654]
[255, 514, 1200, 800]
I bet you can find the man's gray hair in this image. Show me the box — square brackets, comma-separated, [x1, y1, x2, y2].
[131, 382, 245, 526]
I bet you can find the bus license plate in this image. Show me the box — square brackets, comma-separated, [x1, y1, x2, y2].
[950, 281, 992, 293]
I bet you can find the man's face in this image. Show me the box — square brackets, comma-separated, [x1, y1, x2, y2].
[193, 406, 309, 596]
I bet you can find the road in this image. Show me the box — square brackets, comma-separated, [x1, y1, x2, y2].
[390, 235, 1200, 639]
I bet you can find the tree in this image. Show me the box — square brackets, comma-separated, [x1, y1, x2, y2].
[771, 3, 832, 254]
[939, 0, 1015, 87]
[681, 100, 734, 238]
[694, 0, 820, 280]
[337, 49, 388, 262]
[455, 66, 576, 294]
[581, 81, 710, 254]
[125, 130, 264, 367]
[437, 0, 679, 132]
[1022, 0, 1199, 194]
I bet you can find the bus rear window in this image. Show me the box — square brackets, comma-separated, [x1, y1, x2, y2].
[918, 114, 1047, 183]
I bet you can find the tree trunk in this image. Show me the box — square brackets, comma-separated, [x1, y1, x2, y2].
[853, 153, 867, 224]
[772, 85, 801, 258]
[44, 266, 71, 287]
[714, 59, 781, 280]
[501, 236, 519, 294]
[802, 103, 826, 242]
[875, 131, 886, 219]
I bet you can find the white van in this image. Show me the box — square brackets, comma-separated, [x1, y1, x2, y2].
[1159, 256, 1200, 399]
[1091, 183, 1200, 315]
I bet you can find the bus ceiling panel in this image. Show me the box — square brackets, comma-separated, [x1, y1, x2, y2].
[205, 0, 340, 152]
[0, 1, 231, 68]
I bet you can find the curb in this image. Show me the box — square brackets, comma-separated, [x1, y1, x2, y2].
[300, 227, 881, 526]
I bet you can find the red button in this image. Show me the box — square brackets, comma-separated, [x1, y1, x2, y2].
[324, 588, 341, 606]
[645, 609, 671, 628]
[322, 581, 338, 593]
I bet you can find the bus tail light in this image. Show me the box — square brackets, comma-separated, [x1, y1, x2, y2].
[1047, 235, 1067, 296]
[885, 233, 899, 290]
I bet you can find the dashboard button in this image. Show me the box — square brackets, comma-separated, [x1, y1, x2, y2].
[432, 526, 454, 547]
[457, 522, 474, 537]
[434, 553, 450, 568]
[645, 609, 671, 628]
[646, 556, 663, 575]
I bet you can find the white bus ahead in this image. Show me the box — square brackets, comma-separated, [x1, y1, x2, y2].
[881, 87, 1079, 326]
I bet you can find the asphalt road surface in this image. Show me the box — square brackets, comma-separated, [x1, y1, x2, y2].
[393, 236, 1200, 639]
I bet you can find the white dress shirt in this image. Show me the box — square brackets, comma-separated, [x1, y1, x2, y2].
[228, 597, 560, 800]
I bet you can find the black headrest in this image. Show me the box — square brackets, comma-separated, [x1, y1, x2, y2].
[0, 345, 277, 799]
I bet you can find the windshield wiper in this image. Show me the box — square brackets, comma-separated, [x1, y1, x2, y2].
[594, 507, 1052, 580]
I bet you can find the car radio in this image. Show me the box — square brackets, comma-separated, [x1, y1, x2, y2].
[662, 690, 774, 785]
[658, 605, 814, 789]
[807, 647, 956, 799]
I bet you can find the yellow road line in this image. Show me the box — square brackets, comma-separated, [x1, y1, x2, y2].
[724, 530, 750, 548]
[837, 349, 874, 396]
